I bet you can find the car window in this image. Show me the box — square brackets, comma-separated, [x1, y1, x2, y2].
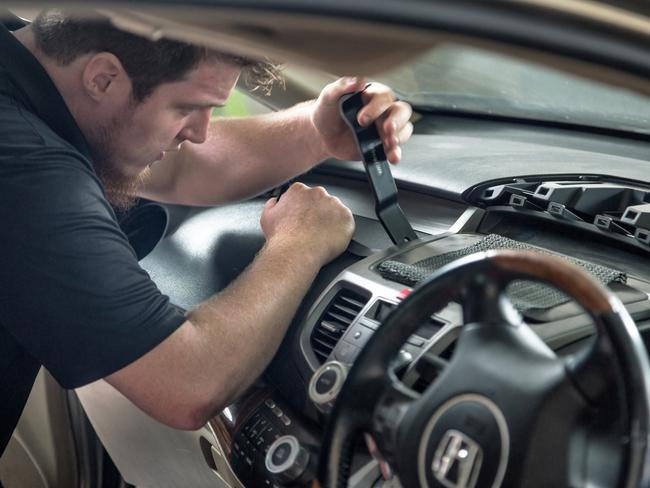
[375, 43, 650, 135]
[212, 88, 271, 118]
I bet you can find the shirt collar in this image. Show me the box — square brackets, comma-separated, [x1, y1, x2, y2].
[0, 22, 93, 160]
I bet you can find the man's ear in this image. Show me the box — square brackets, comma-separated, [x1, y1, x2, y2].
[81, 52, 131, 103]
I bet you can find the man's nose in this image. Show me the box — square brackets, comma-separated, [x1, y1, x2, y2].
[179, 108, 211, 144]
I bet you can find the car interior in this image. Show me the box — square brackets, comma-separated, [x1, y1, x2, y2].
[1, 1, 650, 487]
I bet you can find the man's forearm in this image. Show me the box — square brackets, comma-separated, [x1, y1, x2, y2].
[186, 236, 322, 410]
[106, 236, 323, 430]
[141, 101, 329, 206]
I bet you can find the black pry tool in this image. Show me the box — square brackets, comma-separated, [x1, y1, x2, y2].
[339, 91, 417, 246]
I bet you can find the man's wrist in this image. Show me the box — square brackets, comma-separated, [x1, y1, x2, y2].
[299, 100, 329, 163]
[261, 234, 325, 273]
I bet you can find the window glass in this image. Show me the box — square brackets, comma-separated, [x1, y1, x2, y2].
[374, 44, 650, 135]
[212, 89, 271, 118]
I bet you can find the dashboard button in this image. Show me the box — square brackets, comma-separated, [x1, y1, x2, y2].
[262, 426, 278, 443]
[250, 421, 265, 438]
[233, 441, 242, 456]
[406, 335, 425, 347]
[359, 317, 379, 330]
[309, 361, 349, 413]
[265, 435, 311, 483]
[334, 341, 361, 364]
[271, 406, 283, 417]
[280, 414, 291, 426]
[271, 440, 292, 466]
[315, 369, 338, 394]
[343, 323, 373, 348]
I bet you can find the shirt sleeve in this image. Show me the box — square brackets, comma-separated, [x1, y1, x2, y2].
[0, 149, 186, 388]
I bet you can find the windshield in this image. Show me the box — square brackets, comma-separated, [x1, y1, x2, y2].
[374, 43, 650, 135]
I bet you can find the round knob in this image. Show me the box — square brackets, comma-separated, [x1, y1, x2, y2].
[308, 361, 348, 413]
[265, 435, 310, 483]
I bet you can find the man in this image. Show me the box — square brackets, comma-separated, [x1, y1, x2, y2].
[0, 9, 413, 453]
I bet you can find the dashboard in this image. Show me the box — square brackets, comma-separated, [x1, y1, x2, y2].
[77, 115, 650, 488]
[201, 207, 650, 487]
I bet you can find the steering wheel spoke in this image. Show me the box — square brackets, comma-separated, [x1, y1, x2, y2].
[461, 273, 515, 326]
[371, 372, 420, 456]
[565, 335, 616, 404]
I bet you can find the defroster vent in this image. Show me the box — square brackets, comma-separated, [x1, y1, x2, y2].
[310, 288, 369, 364]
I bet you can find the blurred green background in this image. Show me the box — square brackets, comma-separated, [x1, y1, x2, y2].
[211, 89, 270, 118]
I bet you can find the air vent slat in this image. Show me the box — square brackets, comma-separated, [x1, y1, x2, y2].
[313, 328, 340, 342]
[311, 288, 369, 364]
[324, 311, 349, 323]
[339, 296, 365, 309]
[331, 303, 358, 317]
[327, 311, 354, 325]
[314, 349, 329, 362]
[312, 336, 337, 350]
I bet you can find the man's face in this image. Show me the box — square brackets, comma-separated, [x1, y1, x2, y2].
[90, 59, 241, 209]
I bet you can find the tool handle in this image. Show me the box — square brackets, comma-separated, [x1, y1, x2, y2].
[339, 91, 417, 245]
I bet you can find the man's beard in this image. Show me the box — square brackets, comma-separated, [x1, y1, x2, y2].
[89, 111, 152, 212]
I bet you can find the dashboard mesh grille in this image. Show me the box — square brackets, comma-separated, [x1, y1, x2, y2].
[310, 289, 369, 364]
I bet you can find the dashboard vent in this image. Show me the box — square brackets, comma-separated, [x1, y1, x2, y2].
[311, 289, 369, 364]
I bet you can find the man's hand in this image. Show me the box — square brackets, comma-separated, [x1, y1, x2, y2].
[260, 183, 355, 267]
[311, 77, 413, 164]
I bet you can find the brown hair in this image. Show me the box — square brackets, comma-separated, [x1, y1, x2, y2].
[32, 9, 283, 101]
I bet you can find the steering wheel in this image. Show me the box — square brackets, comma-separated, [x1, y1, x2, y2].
[317, 250, 650, 487]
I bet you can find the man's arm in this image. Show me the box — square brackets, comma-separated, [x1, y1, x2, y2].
[138, 78, 413, 206]
[106, 183, 354, 429]
[139, 101, 326, 206]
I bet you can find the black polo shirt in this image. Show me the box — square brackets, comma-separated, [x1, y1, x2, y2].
[0, 23, 186, 454]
